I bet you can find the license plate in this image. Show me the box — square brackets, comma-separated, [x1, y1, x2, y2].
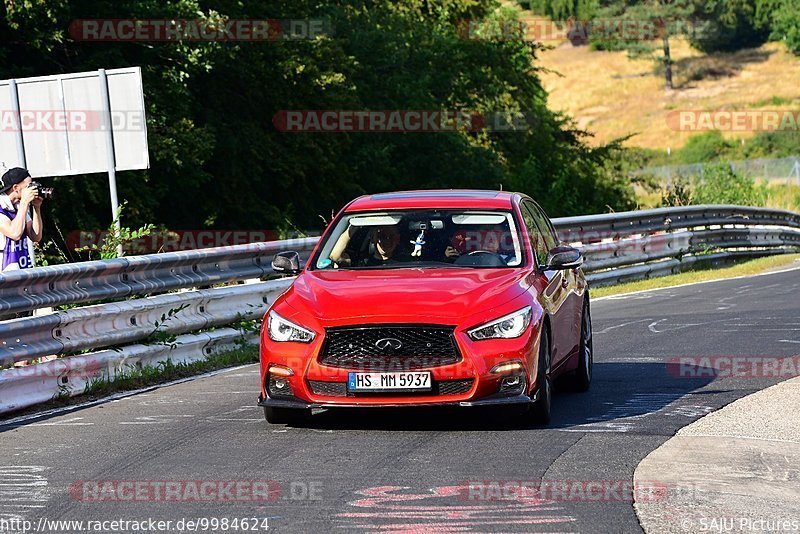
[347, 371, 432, 392]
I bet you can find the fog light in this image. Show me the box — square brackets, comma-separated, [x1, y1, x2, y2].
[273, 378, 289, 391]
[499, 374, 526, 395]
[268, 374, 295, 398]
[501, 376, 521, 388]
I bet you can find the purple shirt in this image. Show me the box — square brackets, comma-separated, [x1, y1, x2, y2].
[0, 202, 32, 271]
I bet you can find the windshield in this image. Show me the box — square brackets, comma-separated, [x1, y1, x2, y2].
[313, 210, 524, 270]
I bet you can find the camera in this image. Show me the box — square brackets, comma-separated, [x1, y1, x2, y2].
[28, 181, 54, 200]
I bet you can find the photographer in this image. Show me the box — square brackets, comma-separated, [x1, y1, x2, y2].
[0, 167, 43, 271]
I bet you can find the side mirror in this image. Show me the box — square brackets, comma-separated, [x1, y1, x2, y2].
[272, 251, 302, 274]
[542, 246, 583, 271]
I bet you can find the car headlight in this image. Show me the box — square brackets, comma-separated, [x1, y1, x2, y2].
[267, 310, 315, 343]
[468, 306, 532, 341]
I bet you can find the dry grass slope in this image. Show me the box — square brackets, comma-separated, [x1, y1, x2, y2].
[538, 40, 800, 150]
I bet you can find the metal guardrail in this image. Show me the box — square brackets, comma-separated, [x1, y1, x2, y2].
[0, 204, 798, 415]
[0, 238, 318, 316]
[0, 328, 256, 414]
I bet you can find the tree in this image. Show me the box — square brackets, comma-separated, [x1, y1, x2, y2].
[1, 0, 635, 258]
[591, 0, 696, 90]
[756, 0, 800, 55]
[689, 0, 769, 53]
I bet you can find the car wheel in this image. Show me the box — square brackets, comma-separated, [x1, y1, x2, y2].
[263, 406, 311, 425]
[527, 328, 552, 425]
[570, 298, 593, 392]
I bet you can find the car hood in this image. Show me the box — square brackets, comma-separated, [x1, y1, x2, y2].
[282, 268, 531, 323]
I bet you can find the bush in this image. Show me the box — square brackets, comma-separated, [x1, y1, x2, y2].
[690, 16, 769, 53]
[742, 131, 800, 159]
[764, 0, 800, 55]
[691, 164, 768, 206]
[678, 131, 735, 164]
[659, 164, 768, 208]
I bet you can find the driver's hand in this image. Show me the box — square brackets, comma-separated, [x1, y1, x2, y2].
[444, 246, 460, 259]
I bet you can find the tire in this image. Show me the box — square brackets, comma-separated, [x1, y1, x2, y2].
[263, 406, 311, 425]
[570, 298, 593, 392]
[527, 328, 552, 425]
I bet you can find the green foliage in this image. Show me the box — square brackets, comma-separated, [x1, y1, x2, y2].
[692, 163, 768, 206]
[524, 0, 599, 21]
[752, 0, 800, 54]
[74, 203, 155, 259]
[742, 131, 800, 159]
[34, 239, 70, 267]
[677, 131, 735, 164]
[621, 129, 799, 171]
[588, 0, 697, 89]
[660, 176, 695, 206]
[659, 163, 768, 207]
[689, 0, 769, 53]
[1, 0, 635, 247]
[580, 1, 775, 55]
[81, 345, 259, 399]
[146, 303, 190, 346]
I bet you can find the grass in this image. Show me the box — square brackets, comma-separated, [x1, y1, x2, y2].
[634, 183, 800, 212]
[1, 345, 259, 420]
[592, 253, 800, 298]
[537, 39, 800, 150]
[80, 345, 259, 398]
[765, 183, 800, 212]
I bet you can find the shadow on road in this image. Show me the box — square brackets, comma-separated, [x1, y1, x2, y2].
[289, 362, 720, 432]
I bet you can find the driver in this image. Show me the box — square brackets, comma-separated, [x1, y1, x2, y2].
[329, 224, 402, 267]
[361, 225, 401, 266]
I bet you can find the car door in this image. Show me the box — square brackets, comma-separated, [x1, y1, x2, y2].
[522, 200, 579, 368]
[519, 201, 572, 369]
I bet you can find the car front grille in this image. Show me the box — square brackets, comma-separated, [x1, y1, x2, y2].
[437, 378, 474, 395]
[318, 325, 461, 370]
[307, 378, 474, 397]
[308, 380, 348, 397]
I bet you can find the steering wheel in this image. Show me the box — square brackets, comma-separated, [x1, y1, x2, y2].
[454, 250, 506, 267]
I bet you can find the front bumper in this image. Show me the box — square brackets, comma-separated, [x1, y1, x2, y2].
[258, 390, 538, 410]
[259, 304, 544, 408]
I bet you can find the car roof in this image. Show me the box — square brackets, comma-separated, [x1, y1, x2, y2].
[345, 189, 519, 212]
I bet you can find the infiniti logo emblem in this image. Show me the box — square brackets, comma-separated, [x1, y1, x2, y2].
[375, 337, 403, 352]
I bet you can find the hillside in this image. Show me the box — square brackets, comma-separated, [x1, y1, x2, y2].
[538, 39, 800, 151]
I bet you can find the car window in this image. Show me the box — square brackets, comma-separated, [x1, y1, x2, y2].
[524, 201, 558, 250]
[313, 209, 524, 269]
[519, 202, 549, 267]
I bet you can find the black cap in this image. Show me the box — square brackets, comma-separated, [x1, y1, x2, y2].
[0, 167, 31, 193]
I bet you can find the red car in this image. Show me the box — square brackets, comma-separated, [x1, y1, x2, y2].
[258, 190, 592, 425]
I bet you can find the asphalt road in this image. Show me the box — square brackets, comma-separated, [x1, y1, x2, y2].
[1, 268, 799, 533]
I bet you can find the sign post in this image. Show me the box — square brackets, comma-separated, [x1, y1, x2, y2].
[7, 80, 27, 168]
[98, 69, 123, 257]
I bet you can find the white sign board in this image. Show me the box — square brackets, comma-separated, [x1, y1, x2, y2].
[0, 67, 149, 178]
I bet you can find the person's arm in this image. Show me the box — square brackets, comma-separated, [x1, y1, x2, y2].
[27, 197, 43, 243]
[329, 225, 356, 262]
[0, 189, 36, 241]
